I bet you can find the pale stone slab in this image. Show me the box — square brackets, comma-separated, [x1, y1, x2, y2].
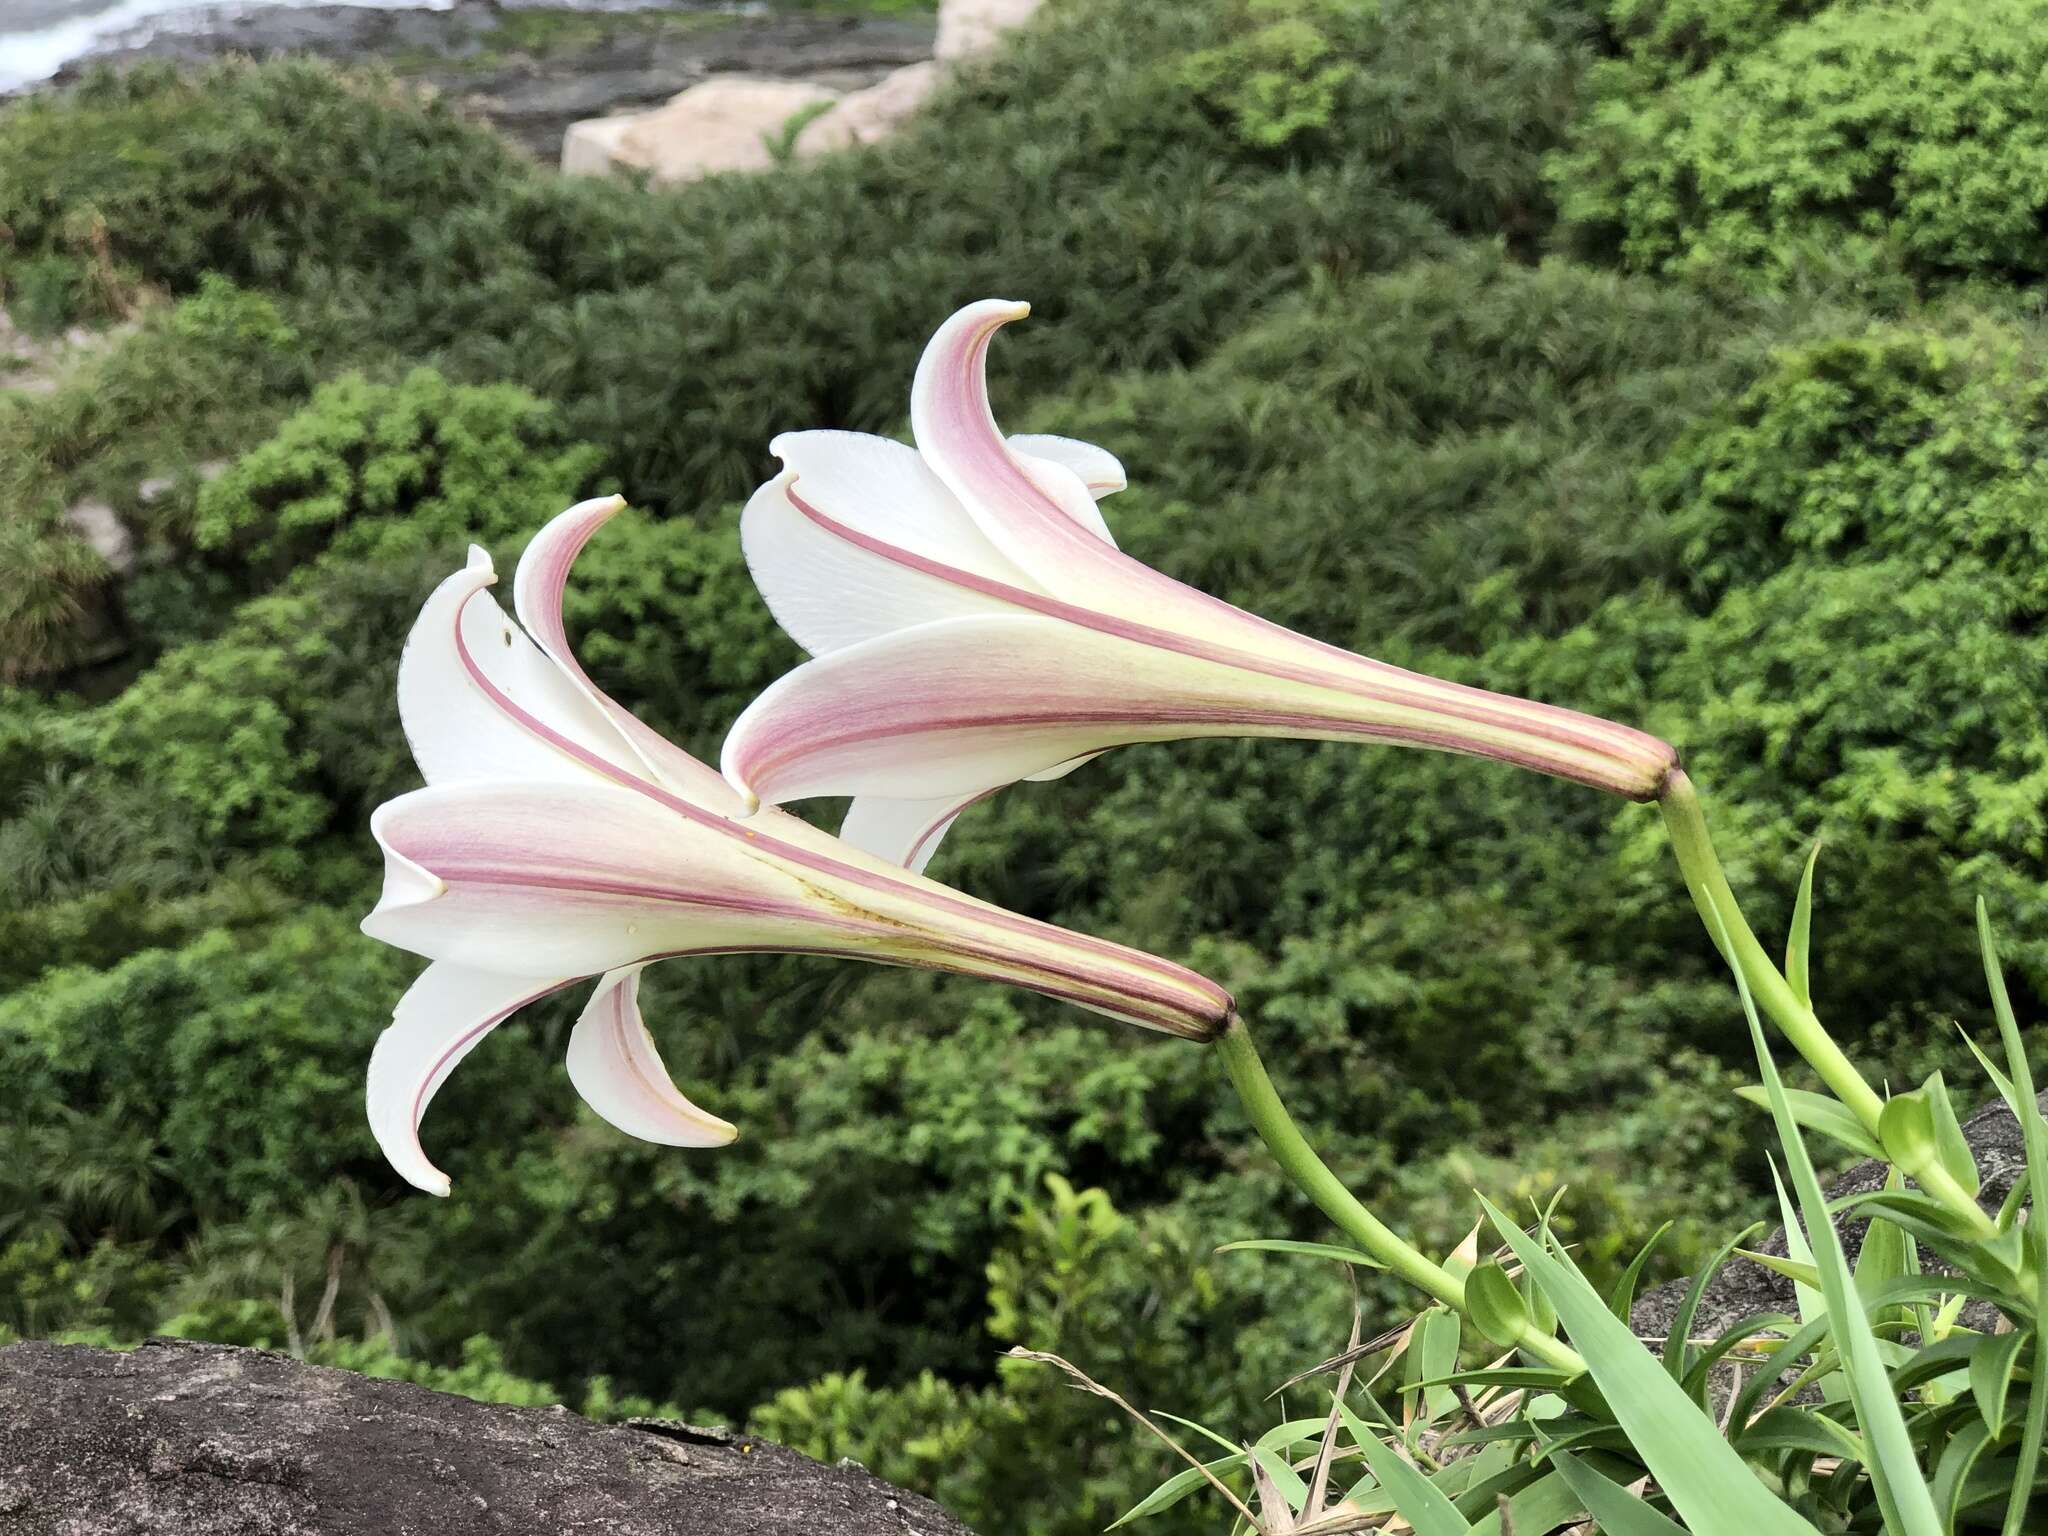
[560, 113, 638, 178]
[934, 0, 1043, 62]
[793, 61, 941, 157]
[614, 77, 841, 184]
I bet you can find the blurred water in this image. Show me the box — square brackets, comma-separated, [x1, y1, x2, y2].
[0, 0, 456, 91]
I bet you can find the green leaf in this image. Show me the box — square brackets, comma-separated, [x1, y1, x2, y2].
[1477, 1194, 1820, 1536]
[1215, 1239, 1384, 1267]
[1246, 1443, 1307, 1512]
[1786, 839, 1820, 1010]
[1735, 1247, 1824, 1295]
[1408, 1307, 1462, 1424]
[1854, 1202, 1913, 1334]
[1608, 1221, 1673, 1322]
[1468, 1468, 1578, 1536]
[1333, 1395, 1471, 1536]
[1923, 1071, 1981, 1198]
[1727, 1314, 1834, 1431]
[1730, 955, 1944, 1536]
[1662, 1220, 1767, 1382]
[1550, 1453, 1687, 1536]
[1971, 1329, 2030, 1437]
[1737, 1406, 1864, 1462]
[1735, 1086, 1884, 1160]
[1150, 1411, 1242, 1460]
[1465, 1261, 1531, 1350]
[1932, 1418, 1997, 1532]
[1107, 1455, 1245, 1528]
[1978, 897, 2048, 1536]
[1768, 1161, 1827, 1331]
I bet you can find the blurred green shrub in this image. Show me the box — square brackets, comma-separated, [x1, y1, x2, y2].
[1553, 0, 2048, 283]
[192, 368, 602, 570]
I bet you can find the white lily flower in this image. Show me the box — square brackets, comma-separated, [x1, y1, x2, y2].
[722, 300, 1679, 871]
[360, 496, 1232, 1195]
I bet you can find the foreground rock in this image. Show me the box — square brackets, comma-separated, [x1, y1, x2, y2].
[0, 1336, 973, 1535]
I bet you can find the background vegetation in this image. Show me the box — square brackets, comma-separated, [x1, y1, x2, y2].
[5, 0, 2048, 1530]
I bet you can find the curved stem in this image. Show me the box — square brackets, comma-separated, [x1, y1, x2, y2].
[1658, 772, 1886, 1134]
[1215, 1013, 1587, 1377]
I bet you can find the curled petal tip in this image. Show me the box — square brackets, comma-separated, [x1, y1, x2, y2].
[464, 544, 496, 579]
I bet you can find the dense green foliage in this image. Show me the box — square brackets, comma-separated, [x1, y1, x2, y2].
[5, 0, 2048, 1530]
[1556, 0, 2048, 284]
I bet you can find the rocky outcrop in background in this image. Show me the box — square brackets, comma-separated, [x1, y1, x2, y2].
[562, 0, 1040, 182]
[0, 1336, 974, 1534]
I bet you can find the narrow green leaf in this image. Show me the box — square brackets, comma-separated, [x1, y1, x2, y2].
[1607, 1221, 1674, 1321]
[1550, 1453, 1686, 1536]
[1408, 1307, 1462, 1424]
[1978, 897, 2048, 1536]
[1932, 1418, 1996, 1532]
[1971, 1329, 2029, 1436]
[1735, 1086, 1884, 1160]
[1854, 1200, 1913, 1335]
[1107, 1455, 1245, 1529]
[1150, 1411, 1241, 1460]
[1468, 1469, 1578, 1536]
[1786, 839, 1820, 1010]
[1922, 1071, 1981, 1198]
[1215, 1239, 1383, 1267]
[1727, 1314, 1835, 1431]
[1736, 1247, 1824, 1295]
[1662, 1220, 1767, 1380]
[1737, 1407, 1865, 1462]
[1332, 1395, 1471, 1536]
[1478, 1194, 1819, 1536]
[1731, 956, 1943, 1536]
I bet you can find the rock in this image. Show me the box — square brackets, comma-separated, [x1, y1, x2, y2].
[0, 1336, 977, 1535]
[795, 61, 942, 158]
[600, 77, 842, 183]
[934, 0, 1044, 63]
[561, 112, 639, 177]
[61, 498, 134, 575]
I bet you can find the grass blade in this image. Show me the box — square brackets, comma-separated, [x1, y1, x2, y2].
[1730, 941, 1942, 1536]
[1979, 898, 2048, 1536]
[1477, 1193, 1819, 1536]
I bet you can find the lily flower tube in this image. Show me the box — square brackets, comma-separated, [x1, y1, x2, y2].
[722, 299, 1679, 870]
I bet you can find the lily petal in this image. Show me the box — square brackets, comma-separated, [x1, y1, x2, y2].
[839, 791, 991, 873]
[725, 612, 1677, 807]
[565, 967, 738, 1148]
[911, 301, 1153, 608]
[361, 778, 903, 977]
[1007, 433, 1127, 502]
[366, 962, 573, 1195]
[741, 470, 1025, 658]
[513, 494, 739, 809]
[398, 545, 635, 787]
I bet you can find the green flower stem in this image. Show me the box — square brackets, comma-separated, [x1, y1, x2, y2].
[1215, 1013, 1587, 1377]
[1659, 772, 1887, 1135]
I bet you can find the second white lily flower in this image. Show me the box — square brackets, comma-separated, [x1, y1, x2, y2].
[723, 300, 1679, 870]
[359, 497, 1231, 1196]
